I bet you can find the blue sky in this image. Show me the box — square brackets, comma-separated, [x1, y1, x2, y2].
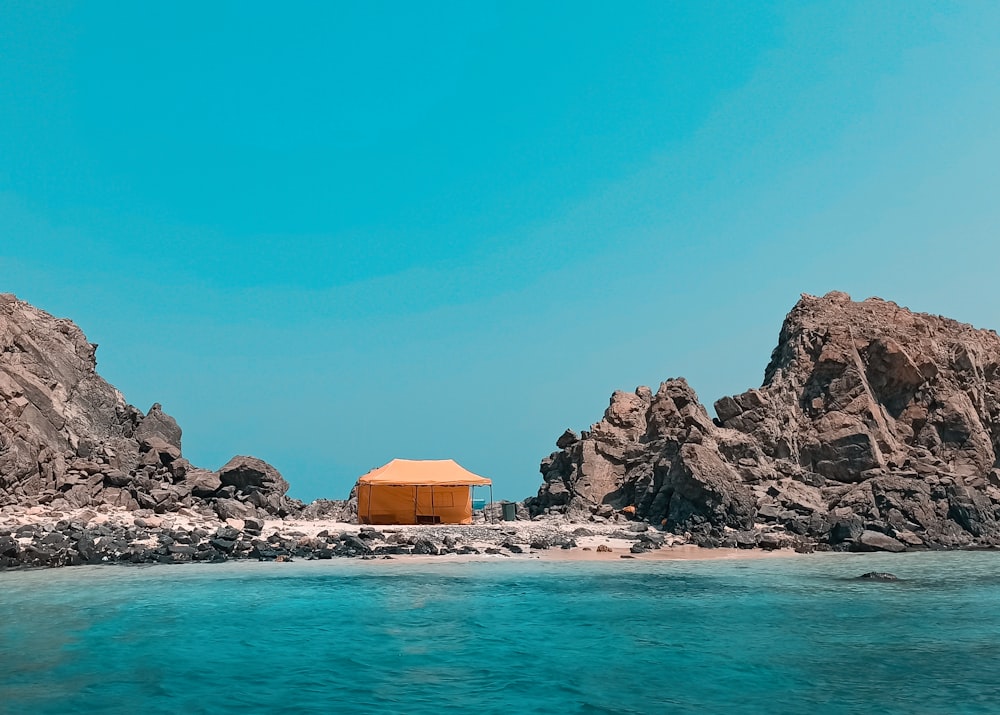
[2, 2, 999, 501]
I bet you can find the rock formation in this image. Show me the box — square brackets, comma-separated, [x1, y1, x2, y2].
[0, 293, 296, 520]
[530, 291, 1000, 550]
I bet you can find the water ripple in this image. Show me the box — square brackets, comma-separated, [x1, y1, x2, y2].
[3, 553, 1000, 714]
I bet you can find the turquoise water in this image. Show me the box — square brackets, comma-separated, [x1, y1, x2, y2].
[2, 553, 1000, 714]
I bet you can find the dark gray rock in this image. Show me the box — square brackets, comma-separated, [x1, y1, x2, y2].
[210, 538, 237, 553]
[829, 516, 864, 544]
[340, 535, 372, 554]
[218, 456, 289, 495]
[638, 531, 665, 547]
[858, 571, 899, 581]
[411, 538, 440, 555]
[556, 429, 579, 449]
[0, 534, 18, 557]
[243, 517, 264, 536]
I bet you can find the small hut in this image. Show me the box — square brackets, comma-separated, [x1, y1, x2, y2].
[356, 459, 492, 525]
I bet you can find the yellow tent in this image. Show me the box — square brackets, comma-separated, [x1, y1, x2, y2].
[356, 459, 492, 525]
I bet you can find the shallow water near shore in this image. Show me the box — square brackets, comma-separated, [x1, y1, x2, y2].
[3, 552, 1000, 714]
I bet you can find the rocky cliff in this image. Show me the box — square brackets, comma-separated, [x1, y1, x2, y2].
[0, 294, 296, 520]
[530, 291, 1000, 551]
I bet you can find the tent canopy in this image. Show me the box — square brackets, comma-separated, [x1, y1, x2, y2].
[357, 458, 491, 487]
[356, 459, 492, 525]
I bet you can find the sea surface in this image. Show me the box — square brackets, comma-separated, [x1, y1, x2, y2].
[2, 552, 1000, 715]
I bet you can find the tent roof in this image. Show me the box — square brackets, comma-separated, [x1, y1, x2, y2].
[357, 459, 492, 486]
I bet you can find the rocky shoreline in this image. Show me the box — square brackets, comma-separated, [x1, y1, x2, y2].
[6, 290, 1000, 570]
[0, 503, 671, 569]
[6, 499, 995, 571]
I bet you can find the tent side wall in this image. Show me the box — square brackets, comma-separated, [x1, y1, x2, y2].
[358, 484, 473, 525]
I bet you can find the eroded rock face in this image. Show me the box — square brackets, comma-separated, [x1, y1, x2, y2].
[530, 291, 1000, 549]
[0, 294, 294, 518]
[534, 379, 757, 540]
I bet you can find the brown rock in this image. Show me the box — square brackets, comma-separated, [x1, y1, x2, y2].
[185, 468, 222, 498]
[0, 294, 299, 522]
[530, 291, 1000, 549]
[853, 530, 907, 553]
[135, 403, 182, 453]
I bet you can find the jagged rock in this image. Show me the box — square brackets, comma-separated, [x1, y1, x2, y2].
[213, 498, 256, 521]
[0, 294, 146, 499]
[531, 291, 1000, 549]
[185, 468, 222, 499]
[135, 403, 182, 452]
[556, 429, 579, 449]
[218, 456, 289, 496]
[243, 517, 265, 535]
[139, 437, 181, 467]
[0, 295, 292, 519]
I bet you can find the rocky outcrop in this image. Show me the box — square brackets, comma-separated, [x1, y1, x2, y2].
[0, 294, 296, 520]
[531, 379, 759, 542]
[530, 291, 1000, 551]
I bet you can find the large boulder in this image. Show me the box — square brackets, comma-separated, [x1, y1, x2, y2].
[216, 456, 294, 517]
[218, 456, 289, 496]
[661, 443, 756, 531]
[135, 403, 182, 452]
